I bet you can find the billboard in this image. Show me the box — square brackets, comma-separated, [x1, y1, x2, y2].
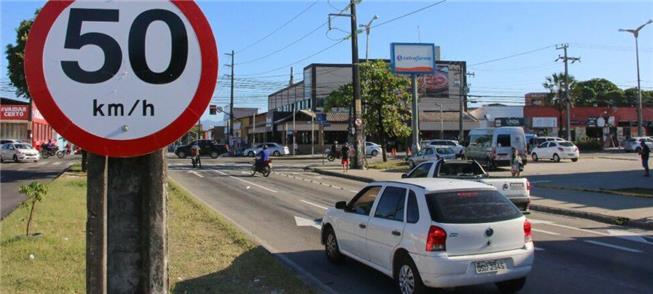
[0, 104, 29, 120]
[419, 65, 449, 98]
[391, 43, 436, 74]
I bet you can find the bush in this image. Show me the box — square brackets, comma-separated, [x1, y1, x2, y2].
[575, 140, 603, 152]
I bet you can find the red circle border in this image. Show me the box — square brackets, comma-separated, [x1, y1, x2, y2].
[24, 0, 218, 157]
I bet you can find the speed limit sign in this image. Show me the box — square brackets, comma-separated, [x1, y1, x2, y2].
[25, 0, 217, 157]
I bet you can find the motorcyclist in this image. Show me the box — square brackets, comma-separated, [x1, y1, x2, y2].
[330, 141, 338, 157]
[190, 142, 201, 168]
[256, 145, 270, 169]
[46, 139, 57, 152]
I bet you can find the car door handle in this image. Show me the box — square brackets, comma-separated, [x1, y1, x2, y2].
[359, 224, 366, 229]
[392, 230, 401, 236]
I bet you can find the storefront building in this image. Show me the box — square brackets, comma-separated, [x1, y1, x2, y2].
[1, 98, 56, 147]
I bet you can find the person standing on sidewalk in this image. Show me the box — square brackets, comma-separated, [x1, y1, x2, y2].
[341, 143, 350, 173]
[640, 140, 650, 177]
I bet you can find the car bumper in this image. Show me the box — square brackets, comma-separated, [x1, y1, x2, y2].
[17, 154, 40, 161]
[509, 197, 530, 212]
[559, 152, 579, 159]
[412, 243, 534, 288]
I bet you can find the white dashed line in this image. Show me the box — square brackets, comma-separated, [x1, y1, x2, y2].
[301, 200, 329, 210]
[51, 161, 62, 166]
[212, 169, 278, 193]
[189, 171, 204, 178]
[583, 240, 642, 253]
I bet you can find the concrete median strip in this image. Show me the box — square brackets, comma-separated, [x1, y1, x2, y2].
[535, 183, 653, 199]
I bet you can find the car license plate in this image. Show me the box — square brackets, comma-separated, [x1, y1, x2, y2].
[568, 153, 575, 156]
[510, 183, 524, 189]
[475, 259, 507, 274]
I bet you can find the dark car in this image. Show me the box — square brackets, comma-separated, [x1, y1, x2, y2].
[175, 140, 229, 159]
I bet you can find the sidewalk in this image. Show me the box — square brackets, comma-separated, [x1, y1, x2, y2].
[308, 166, 653, 230]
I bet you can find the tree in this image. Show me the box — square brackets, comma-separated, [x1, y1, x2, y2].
[324, 60, 412, 161]
[624, 87, 653, 107]
[6, 10, 38, 99]
[18, 182, 48, 237]
[543, 73, 576, 134]
[571, 78, 622, 106]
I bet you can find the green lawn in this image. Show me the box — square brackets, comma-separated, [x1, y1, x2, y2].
[1, 173, 310, 293]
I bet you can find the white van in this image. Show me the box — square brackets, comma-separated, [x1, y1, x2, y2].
[465, 127, 527, 168]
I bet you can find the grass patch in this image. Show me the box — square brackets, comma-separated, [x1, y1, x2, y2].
[67, 162, 83, 173]
[609, 187, 653, 197]
[367, 160, 410, 172]
[1, 176, 310, 293]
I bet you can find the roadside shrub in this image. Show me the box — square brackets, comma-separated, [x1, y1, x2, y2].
[574, 140, 603, 152]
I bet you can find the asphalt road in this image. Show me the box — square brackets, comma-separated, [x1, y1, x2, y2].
[0, 157, 75, 219]
[168, 158, 653, 294]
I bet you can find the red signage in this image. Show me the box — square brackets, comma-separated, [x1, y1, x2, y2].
[0, 105, 29, 120]
[24, 0, 218, 157]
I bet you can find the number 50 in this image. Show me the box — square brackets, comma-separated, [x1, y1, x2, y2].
[61, 8, 188, 84]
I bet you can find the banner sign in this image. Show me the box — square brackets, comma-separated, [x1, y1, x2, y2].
[390, 43, 436, 75]
[0, 105, 29, 120]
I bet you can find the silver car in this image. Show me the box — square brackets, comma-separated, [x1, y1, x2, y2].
[421, 139, 465, 158]
[0, 143, 41, 163]
[623, 137, 653, 152]
[243, 142, 290, 157]
[365, 142, 382, 156]
[407, 145, 456, 168]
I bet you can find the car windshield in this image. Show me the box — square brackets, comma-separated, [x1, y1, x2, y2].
[426, 190, 521, 223]
[15, 144, 32, 149]
[439, 163, 485, 177]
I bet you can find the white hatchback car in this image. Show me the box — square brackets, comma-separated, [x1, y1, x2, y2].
[321, 178, 534, 294]
[0, 143, 41, 163]
[530, 141, 579, 162]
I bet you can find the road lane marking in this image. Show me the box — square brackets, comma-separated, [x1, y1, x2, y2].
[212, 169, 278, 193]
[533, 228, 560, 236]
[583, 240, 642, 253]
[349, 189, 359, 193]
[189, 171, 204, 178]
[294, 216, 322, 230]
[301, 200, 329, 210]
[544, 223, 611, 237]
[606, 229, 653, 246]
[51, 161, 62, 166]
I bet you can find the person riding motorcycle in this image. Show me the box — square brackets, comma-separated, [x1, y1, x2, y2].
[190, 142, 201, 168]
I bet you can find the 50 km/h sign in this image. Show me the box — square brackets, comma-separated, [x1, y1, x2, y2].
[25, 0, 218, 157]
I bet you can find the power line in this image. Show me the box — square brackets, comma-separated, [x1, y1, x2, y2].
[371, 0, 448, 29]
[235, 0, 320, 54]
[469, 45, 556, 67]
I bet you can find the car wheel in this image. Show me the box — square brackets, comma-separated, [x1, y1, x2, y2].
[324, 227, 344, 264]
[273, 151, 281, 156]
[571, 158, 578, 162]
[395, 254, 427, 294]
[371, 150, 379, 156]
[177, 151, 186, 159]
[248, 151, 255, 157]
[531, 153, 539, 162]
[13, 155, 18, 162]
[210, 151, 219, 159]
[496, 277, 527, 293]
[553, 154, 560, 162]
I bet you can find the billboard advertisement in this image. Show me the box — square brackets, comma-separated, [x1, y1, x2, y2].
[391, 43, 436, 74]
[0, 104, 29, 120]
[418, 65, 449, 98]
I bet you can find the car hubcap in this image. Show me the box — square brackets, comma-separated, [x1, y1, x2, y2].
[326, 234, 337, 255]
[399, 265, 415, 294]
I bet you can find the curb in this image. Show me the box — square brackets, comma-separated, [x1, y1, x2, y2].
[529, 204, 653, 230]
[307, 167, 653, 231]
[535, 184, 653, 199]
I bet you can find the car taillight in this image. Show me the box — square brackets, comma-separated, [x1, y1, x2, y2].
[558, 147, 563, 151]
[425, 226, 447, 252]
[524, 219, 532, 243]
[526, 180, 531, 191]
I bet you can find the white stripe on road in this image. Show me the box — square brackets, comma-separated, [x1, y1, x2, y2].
[606, 229, 653, 246]
[349, 189, 359, 193]
[544, 223, 611, 237]
[51, 161, 62, 166]
[301, 200, 329, 210]
[189, 171, 204, 178]
[212, 169, 278, 193]
[36, 161, 49, 166]
[583, 240, 642, 254]
[533, 228, 560, 236]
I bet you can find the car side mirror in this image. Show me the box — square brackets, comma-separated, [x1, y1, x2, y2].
[401, 173, 409, 178]
[335, 201, 347, 210]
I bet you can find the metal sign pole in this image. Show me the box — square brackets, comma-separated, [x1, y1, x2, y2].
[411, 74, 420, 152]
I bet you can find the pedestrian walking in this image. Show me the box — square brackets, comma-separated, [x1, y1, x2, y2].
[640, 141, 650, 177]
[341, 143, 350, 173]
[510, 147, 522, 177]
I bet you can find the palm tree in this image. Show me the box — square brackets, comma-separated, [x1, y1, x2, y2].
[543, 73, 576, 134]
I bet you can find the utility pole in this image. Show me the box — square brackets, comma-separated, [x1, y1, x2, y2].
[290, 67, 296, 155]
[620, 20, 652, 136]
[226, 50, 235, 147]
[459, 71, 473, 142]
[556, 44, 580, 141]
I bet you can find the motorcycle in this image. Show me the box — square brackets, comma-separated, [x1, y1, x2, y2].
[251, 159, 271, 177]
[41, 145, 63, 159]
[326, 149, 340, 162]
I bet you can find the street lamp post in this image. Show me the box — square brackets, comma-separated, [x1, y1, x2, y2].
[359, 15, 379, 61]
[620, 19, 652, 136]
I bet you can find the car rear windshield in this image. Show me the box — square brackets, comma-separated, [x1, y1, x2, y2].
[436, 148, 454, 154]
[425, 190, 521, 223]
[559, 142, 574, 147]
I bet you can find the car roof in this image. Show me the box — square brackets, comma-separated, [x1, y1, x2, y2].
[373, 178, 495, 193]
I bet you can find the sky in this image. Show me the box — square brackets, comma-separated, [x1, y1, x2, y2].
[1, 0, 653, 124]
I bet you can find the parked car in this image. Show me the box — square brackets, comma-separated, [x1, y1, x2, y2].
[174, 140, 229, 159]
[366, 142, 382, 156]
[407, 146, 456, 168]
[321, 178, 533, 293]
[623, 137, 653, 153]
[242, 142, 290, 157]
[0, 139, 23, 145]
[0, 143, 40, 163]
[465, 127, 527, 169]
[530, 141, 579, 162]
[421, 139, 464, 158]
[402, 159, 531, 211]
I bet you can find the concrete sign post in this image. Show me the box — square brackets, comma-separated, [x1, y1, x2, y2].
[391, 43, 436, 152]
[25, 1, 218, 293]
